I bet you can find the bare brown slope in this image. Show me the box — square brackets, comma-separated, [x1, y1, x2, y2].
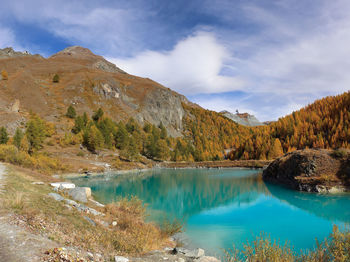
[0, 46, 193, 136]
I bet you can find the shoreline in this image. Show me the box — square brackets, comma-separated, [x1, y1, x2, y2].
[62, 159, 270, 178]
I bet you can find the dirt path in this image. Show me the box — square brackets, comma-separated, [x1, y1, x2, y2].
[0, 163, 56, 262]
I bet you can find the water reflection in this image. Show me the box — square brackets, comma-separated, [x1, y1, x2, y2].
[266, 183, 350, 223]
[71, 168, 350, 255]
[72, 168, 267, 221]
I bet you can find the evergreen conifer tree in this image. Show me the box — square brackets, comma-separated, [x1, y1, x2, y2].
[0, 127, 9, 144]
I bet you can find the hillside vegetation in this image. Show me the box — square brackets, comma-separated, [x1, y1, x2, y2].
[1, 46, 350, 165]
[228, 91, 350, 160]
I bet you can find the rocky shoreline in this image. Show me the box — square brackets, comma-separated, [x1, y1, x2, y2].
[47, 181, 221, 262]
[262, 149, 350, 193]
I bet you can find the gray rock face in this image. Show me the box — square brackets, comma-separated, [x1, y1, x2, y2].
[0, 47, 31, 59]
[48, 193, 64, 201]
[68, 187, 91, 203]
[138, 88, 187, 137]
[220, 110, 264, 127]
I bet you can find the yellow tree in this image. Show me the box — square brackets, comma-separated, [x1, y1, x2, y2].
[268, 138, 284, 159]
[1, 70, 8, 80]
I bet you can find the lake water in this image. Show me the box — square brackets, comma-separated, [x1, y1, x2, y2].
[70, 168, 350, 257]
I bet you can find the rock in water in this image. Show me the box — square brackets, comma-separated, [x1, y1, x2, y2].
[68, 187, 91, 203]
[263, 149, 350, 192]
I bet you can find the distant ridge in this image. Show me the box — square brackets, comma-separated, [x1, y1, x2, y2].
[220, 110, 264, 127]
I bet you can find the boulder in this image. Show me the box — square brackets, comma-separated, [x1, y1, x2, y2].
[48, 193, 64, 201]
[68, 187, 91, 203]
[114, 256, 129, 262]
[262, 149, 350, 192]
[64, 199, 78, 206]
[184, 248, 205, 258]
[50, 182, 75, 189]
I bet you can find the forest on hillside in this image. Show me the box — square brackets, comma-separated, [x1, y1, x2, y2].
[1, 91, 349, 163]
[227, 91, 350, 160]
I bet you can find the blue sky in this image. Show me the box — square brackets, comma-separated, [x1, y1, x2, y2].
[1, 0, 350, 121]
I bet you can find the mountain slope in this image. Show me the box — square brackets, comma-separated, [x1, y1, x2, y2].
[0, 46, 192, 137]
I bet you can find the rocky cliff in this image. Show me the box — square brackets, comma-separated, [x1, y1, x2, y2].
[0, 46, 192, 136]
[220, 110, 264, 126]
[262, 149, 350, 193]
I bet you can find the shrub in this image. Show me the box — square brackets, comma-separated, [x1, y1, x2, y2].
[52, 74, 59, 83]
[225, 226, 350, 262]
[159, 218, 183, 237]
[1, 70, 8, 80]
[331, 148, 348, 159]
[65, 105, 76, 119]
[0, 144, 65, 173]
[77, 151, 85, 157]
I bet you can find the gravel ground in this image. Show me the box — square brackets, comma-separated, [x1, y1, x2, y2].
[0, 164, 56, 262]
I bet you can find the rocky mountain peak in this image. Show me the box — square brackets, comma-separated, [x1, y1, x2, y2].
[0, 47, 33, 59]
[50, 46, 125, 74]
[51, 46, 95, 58]
[220, 110, 264, 127]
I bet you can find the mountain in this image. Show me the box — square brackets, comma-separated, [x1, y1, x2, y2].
[0, 46, 193, 137]
[220, 110, 264, 126]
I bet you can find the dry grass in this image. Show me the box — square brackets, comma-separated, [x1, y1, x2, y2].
[1, 166, 171, 259]
[224, 226, 350, 262]
[0, 144, 66, 174]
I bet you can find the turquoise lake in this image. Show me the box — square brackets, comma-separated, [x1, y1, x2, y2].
[71, 168, 350, 257]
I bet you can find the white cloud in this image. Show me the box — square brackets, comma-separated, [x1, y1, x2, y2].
[0, 26, 16, 48]
[2, 0, 350, 120]
[111, 32, 245, 95]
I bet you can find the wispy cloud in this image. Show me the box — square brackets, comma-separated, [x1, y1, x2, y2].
[111, 32, 245, 95]
[1, 0, 350, 120]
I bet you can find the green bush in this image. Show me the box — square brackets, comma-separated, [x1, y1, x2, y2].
[65, 105, 76, 119]
[52, 74, 59, 83]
